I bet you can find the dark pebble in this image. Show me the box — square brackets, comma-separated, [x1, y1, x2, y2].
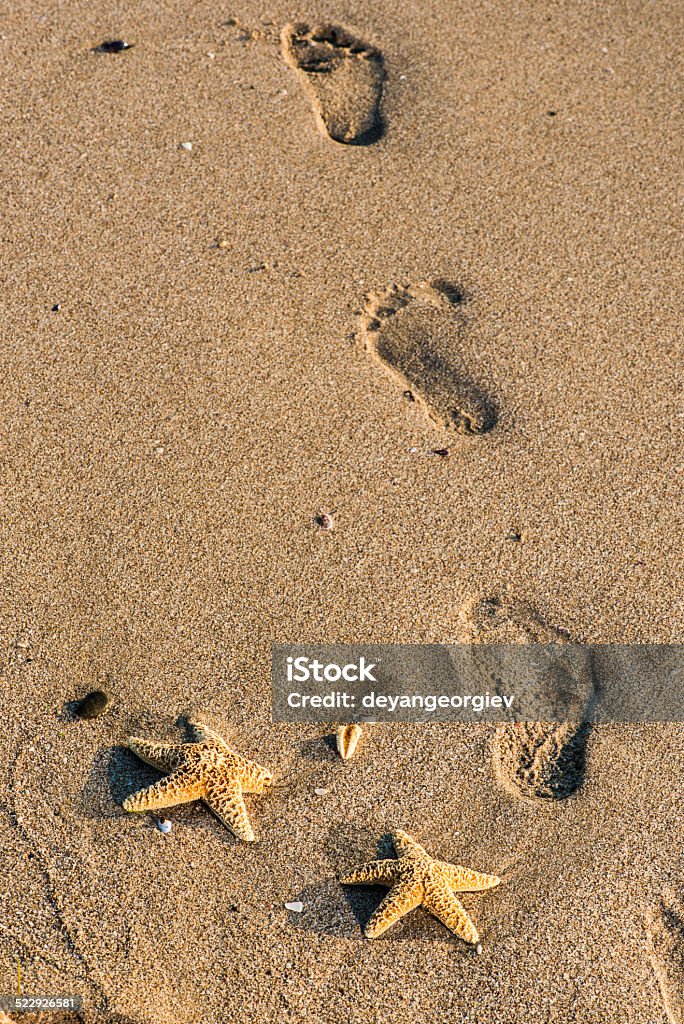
[78, 689, 110, 719]
[94, 40, 133, 54]
[51, 303, 60, 312]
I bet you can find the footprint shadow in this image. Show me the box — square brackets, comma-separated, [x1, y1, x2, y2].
[459, 593, 594, 802]
[358, 279, 499, 435]
[281, 21, 385, 145]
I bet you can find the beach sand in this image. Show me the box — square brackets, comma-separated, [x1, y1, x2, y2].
[0, 0, 682, 1020]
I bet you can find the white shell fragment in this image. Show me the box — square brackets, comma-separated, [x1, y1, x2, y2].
[180, 141, 193, 151]
[336, 723, 363, 760]
[314, 787, 329, 796]
[285, 901, 304, 913]
[157, 817, 172, 833]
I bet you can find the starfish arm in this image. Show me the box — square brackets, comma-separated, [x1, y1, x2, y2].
[340, 859, 400, 886]
[392, 829, 430, 860]
[438, 862, 501, 892]
[127, 737, 188, 772]
[234, 755, 273, 794]
[423, 878, 480, 944]
[364, 879, 424, 938]
[203, 777, 255, 842]
[186, 719, 232, 750]
[122, 766, 204, 813]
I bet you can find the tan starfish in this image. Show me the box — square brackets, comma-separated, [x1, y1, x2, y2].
[122, 720, 272, 842]
[341, 829, 500, 943]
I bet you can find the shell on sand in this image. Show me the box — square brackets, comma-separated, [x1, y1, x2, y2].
[336, 723, 363, 760]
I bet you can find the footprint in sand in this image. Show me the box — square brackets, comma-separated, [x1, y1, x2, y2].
[281, 22, 385, 145]
[458, 594, 594, 801]
[357, 280, 498, 435]
[648, 891, 684, 1022]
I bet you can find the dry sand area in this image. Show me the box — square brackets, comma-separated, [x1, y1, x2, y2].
[1, 0, 683, 1021]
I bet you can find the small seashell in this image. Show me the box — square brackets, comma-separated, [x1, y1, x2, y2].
[314, 787, 328, 796]
[476, 942, 483, 955]
[180, 141, 193, 151]
[285, 901, 303, 913]
[336, 723, 363, 760]
[315, 511, 334, 530]
[157, 818, 172, 834]
[77, 689, 110, 719]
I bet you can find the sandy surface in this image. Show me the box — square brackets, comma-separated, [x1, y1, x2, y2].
[0, 0, 682, 1020]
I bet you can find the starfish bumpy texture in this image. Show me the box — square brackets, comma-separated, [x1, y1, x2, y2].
[341, 829, 500, 943]
[122, 720, 272, 842]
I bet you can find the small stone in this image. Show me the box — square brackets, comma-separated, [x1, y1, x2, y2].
[157, 818, 172, 834]
[51, 303, 60, 312]
[476, 943, 483, 955]
[432, 448, 450, 458]
[315, 511, 334, 531]
[314, 787, 328, 796]
[94, 39, 133, 54]
[180, 141, 193, 151]
[155, 446, 164, 454]
[285, 901, 303, 913]
[77, 690, 110, 719]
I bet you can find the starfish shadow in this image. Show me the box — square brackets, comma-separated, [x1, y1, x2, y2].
[339, 885, 470, 944]
[339, 830, 471, 945]
[288, 879, 475, 946]
[81, 744, 152, 819]
[85, 743, 257, 848]
[287, 823, 472, 946]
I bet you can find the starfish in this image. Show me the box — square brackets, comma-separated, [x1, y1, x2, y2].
[122, 720, 273, 842]
[341, 829, 501, 943]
